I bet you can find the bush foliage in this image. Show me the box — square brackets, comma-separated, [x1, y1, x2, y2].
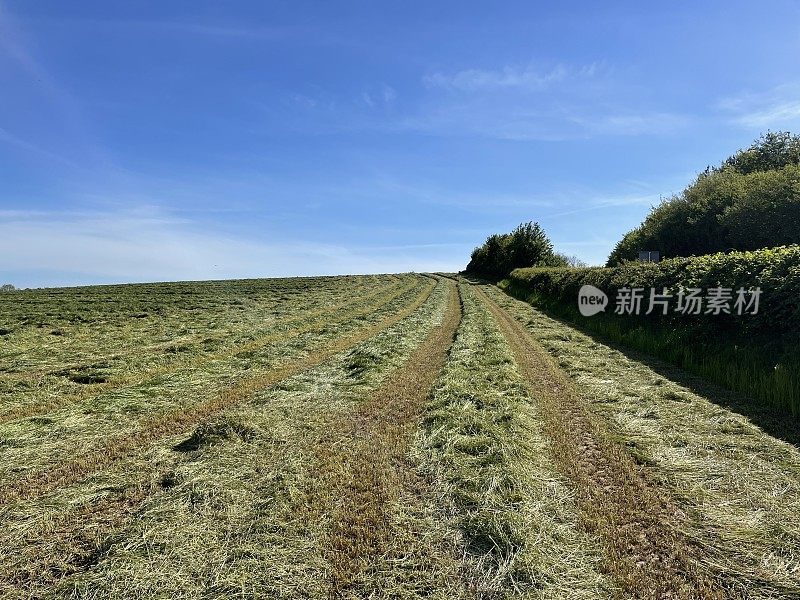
[512, 245, 800, 342]
[506, 245, 800, 413]
[608, 132, 800, 265]
[466, 221, 565, 277]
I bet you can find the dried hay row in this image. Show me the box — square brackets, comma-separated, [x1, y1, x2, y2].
[0, 275, 396, 382]
[313, 280, 462, 596]
[0, 279, 438, 506]
[418, 282, 610, 598]
[476, 285, 732, 599]
[485, 283, 800, 598]
[0, 277, 450, 598]
[0, 277, 416, 425]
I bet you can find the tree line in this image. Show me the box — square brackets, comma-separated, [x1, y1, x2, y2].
[466, 132, 800, 276]
[607, 131, 800, 265]
[465, 222, 583, 277]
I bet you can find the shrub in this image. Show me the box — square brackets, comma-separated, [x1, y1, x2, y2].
[505, 245, 800, 414]
[608, 132, 800, 265]
[466, 222, 565, 277]
[514, 245, 800, 342]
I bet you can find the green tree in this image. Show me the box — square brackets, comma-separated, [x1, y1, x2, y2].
[608, 132, 800, 265]
[723, 131, 800, 175]
[466, 221, 563, 276]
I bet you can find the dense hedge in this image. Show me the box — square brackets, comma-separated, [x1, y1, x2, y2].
[511, 245, 800, 343]
[505, 246, 800, 414]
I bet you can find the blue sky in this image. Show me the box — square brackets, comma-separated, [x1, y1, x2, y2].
[2, 1, 800, 287]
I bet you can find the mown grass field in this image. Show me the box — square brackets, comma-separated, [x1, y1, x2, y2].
[1, 274, 799, 599]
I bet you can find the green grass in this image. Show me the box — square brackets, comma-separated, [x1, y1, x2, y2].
[2, 273, 800, 598]
[499, 278, 800, 416]
[0, 275, 454, 599]
[0, 277, 426, 491]
[486, 284, 800, 597]
[0, 275, 408, 422]
[417, 283, 609, 598]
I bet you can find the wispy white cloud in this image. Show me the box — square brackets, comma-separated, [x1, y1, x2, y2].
[396, 105, 689, 141]
[0, 127, 78, 166]
[270, 59, 685, 141]
[330, 176, 560, 213]
[424, 62, 600, 92]
[361, 84, 397, 109]
[286, 93, 319, 109]
[544, 193, 662, 219]
[718, 84, 800, 128]
[0, 206, 463, 287]
[395, 105, 563, 141]
[415, 61, 688, 139]
[305, 65, 684, 140]
[569, 112, 691, 136]
[0, 209, 51, 219]
[733, 101, 800, 128]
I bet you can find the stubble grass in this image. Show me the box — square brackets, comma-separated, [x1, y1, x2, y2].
[485, 283, 800, 598]
[417, 282, 610, 599]
[10, 276, 454, 599]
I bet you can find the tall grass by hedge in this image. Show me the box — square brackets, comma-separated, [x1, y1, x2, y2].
[502, 246, 800, 415]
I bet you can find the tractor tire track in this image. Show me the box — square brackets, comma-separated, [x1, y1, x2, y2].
[475, 285, 735, 600]
[312, 280, 462, 597]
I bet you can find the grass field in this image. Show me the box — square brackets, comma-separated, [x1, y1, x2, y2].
[1, 274, 799, 599]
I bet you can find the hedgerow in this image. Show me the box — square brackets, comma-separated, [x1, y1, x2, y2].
[503, 245, 800, 414]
